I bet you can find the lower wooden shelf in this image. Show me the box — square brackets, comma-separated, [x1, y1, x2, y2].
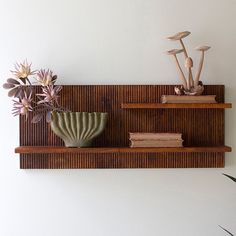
[15, 146, 231, 169]
[15, 146, 232, 154]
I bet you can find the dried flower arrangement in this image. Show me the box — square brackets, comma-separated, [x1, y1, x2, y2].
[3, 61, 108, 147]
[2, 60, 67, 123]
[166, 31, 211, 95]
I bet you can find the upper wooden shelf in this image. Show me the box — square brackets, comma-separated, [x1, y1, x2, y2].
[15, 146, 232, 154]
[121, 103, 232, 109]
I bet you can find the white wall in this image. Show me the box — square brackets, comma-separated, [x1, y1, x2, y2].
[0, 0, 235, 235]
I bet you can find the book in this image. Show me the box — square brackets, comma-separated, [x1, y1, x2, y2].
[161, 95, 217, 104]
[130, 140, 183, 148]
[129, 132, 182, 141]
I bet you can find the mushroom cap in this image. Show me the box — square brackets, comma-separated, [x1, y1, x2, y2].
[195, 45, 211, 51]
[166, 49, 184, 55]
[185, 57, 193, 68]
[167, 31, 191, 40]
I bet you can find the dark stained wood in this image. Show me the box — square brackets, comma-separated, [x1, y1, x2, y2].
[18, 85, 230, 169]
[15, 146, 232, 154]
[19, 153, 225, 169]
[121, 103, 232, 109]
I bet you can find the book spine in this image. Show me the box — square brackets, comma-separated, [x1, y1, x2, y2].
[130, 140, 183, 147]
[161, 95, 217, 104]
[129, 135, 182, 140]
[129, 133, 182, 139]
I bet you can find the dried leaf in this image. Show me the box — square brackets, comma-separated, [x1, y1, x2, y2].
[15, 87, 24, 99]
[46, 111, 52, 123]
[8, 87, 19, 97]
[3, 83, 15, 89]
[31, 113, 43, 123]
[7, 78, 20, 85]
[222, 174, 236, 183]
[52, 75, 57, 81]
[24, 86, 32, 95]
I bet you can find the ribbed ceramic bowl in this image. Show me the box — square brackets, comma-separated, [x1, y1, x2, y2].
[51, 112, 108, 147]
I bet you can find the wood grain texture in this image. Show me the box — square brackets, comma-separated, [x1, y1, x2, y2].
[121, 103, 232, 109]
[19, 85, 229, 169]
[19, 153, 225, 169]
[16, 146, 232, 154]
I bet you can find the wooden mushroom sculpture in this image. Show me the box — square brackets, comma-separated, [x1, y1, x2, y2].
[167, 31, 194, 87]
[167, 31, 190, 57]
[166, 31, 211, 95]
[166, 49, 187, 90]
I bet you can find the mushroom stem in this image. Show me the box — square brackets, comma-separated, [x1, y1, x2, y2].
[180, 39, 188, 58]
[189, 70, 194, 88]
[195, 51, 205, 87]
[185, 57, 193, 91]
[187, 69, 191, 90]
[180, 39, 194, 87]
[173, 55, 187, 89]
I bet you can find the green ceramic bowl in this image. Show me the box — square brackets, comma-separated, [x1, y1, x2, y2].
[51, 111, 108, 147]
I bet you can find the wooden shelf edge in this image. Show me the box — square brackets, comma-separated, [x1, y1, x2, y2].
[121, 103, 232, 109]
[15, 146, 232, 154]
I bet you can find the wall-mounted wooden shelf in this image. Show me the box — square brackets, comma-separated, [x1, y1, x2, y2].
[121, 103, 232, 109]
[17, 85, 231, 169]
[15, 146, 232, 154]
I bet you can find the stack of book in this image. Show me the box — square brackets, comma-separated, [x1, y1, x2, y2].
[129, 133, 183, 147]
[161, 95, 216, 103]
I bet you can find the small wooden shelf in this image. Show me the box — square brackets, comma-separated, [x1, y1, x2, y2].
[121, 103, 232, 109]
[15, 146, 232, 154]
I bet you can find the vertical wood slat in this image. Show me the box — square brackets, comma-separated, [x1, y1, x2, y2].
[19, 85, 226, 169]
[20, 153, 224, 169]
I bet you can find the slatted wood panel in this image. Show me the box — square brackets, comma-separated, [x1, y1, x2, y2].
[20, 153, 224, 169]
[19, 85, 227, 169]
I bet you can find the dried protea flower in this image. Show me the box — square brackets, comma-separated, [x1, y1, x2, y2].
[12, 92, 33, 116]
[36, 69, 57, 86]
[3, 61, 67, 122]
[11, 60, 36, 84]
[37, 85, 62, 105]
